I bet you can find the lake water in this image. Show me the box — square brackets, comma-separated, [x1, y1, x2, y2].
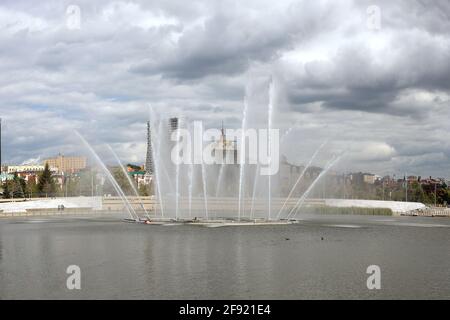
[0, 214, 449, 299]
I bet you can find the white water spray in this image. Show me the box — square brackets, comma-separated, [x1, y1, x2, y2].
[215, 163, 225, 198]
[149, 107, 165, 218]
[201, 159, 209, 220]
[287, 155, 342, 220]
[107, 145, 149, 217]
[238, 89, 249, 221]
[75, 131, 138, 220]
[175, 124, 181, 220]
[267, 78, 274, 220]
[249, 162, 261, 219]
[275, 140, 328, 220]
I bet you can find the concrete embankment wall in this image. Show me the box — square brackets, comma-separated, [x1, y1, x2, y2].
[0, 197, 102, 215]
[325, 199, 426, 214]
[0, 196, 326, 218]
[0, 207, 98, 218]
[402, 207, 450, 217]
[299, 206, 393, 216]
[101, 196, 327, 218]
[1, 196, 443, 218]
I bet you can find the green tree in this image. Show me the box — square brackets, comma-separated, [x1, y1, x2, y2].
[11, 172, 25, 198]
[2, 181, 10, 199]
[138, 183, 149, 197]
[76, 170, 99, 197]
[112, 168, 134, 195]
[26, 178, 39, 198]
[38, 163, 56, 197]
[65, 176, 80, 197]
[127, 164, 141, 171]
[20, 178, 27, 197]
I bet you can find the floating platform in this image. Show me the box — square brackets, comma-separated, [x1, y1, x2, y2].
[189, 220, 299, 227]
[124, 218, 299, 227]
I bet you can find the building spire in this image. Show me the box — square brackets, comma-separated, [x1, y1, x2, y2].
[221, 120, 226, 142]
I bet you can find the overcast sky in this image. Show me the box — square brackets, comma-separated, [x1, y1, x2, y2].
[0, 0, 449, 178]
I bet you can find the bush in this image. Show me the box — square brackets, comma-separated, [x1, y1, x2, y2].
[301, 206, 393, 216]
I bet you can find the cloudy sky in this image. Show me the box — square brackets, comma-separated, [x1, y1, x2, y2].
[0, 0, 449, 178]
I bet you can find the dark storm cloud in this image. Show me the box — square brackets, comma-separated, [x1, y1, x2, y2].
[286, 28, 450, 117]
[130, 1, 341, 79]
[0, 0, 449, 177]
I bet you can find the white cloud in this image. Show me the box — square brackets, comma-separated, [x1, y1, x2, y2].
[0, 0, 449, 178]
[351, 142, 396, 162]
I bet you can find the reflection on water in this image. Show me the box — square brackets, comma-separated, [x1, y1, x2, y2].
[0, 215, 449, 299]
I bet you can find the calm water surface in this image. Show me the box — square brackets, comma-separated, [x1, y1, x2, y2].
[0, 214, 449, 299]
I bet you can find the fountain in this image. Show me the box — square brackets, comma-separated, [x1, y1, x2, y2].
[238, 90, 249, 221]
[200, 149, 209, 220]
[249, 162, 260, 219]
[286, 154, 343, 220]
[267, 78, 274, 220]
[175, 125, 181, 220]
[150, 113, 165, 218]
[73, 77, 343, 226]
[75, 131, 139, 221]
[188, 154, 194, 218]
[275, 140, 327, 220]
[107, 145, 149, 218]
[215, 163, 225, 198]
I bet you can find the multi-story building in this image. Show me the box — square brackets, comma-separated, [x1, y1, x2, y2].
[7, 165, 45, 174]
[211, 127, 238, 165]
[278, 156, 305, 196]
[0, 172, 13, 182]
[129, 170, 149, 189]
[351, 172, 376, 185]
[44, 154, 87, 174]
[363, 173, 376, 184]
[5, 165, 57, 184]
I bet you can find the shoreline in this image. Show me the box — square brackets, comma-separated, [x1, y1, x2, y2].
[1, 197, 449, 219]
[1, 209, 449, 219]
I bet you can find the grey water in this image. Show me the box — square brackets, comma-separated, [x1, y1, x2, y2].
[0, 214, 449, 299]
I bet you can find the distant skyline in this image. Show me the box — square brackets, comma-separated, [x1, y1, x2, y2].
[0, 0, 449, 178]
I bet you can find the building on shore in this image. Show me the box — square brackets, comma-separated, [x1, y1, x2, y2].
[211, 125, 238, 165]
[129, 170, 148, 189]
[5, 165, 57, 184]
[44, 154, 87, 174]
[350, 172, 377, 185]
[0, 172, 13, 182]
[169, 117, 179, 133]
[7, 165, 46, 174]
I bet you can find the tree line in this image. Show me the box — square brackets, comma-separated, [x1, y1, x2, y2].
[1, 164, 151, 199]
[2, 163, 56, 198]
